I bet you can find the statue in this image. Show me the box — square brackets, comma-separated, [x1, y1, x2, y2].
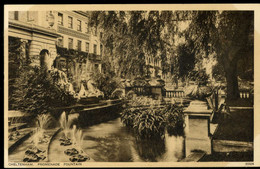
[87, 80, 104, 98]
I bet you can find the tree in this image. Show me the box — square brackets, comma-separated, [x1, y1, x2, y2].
[176, 40, 195, 78]
[186, 11, 253, 101]
[216, 11, 253, 101]
[88, 11, 179, 79]
[91, 55, 121, 99]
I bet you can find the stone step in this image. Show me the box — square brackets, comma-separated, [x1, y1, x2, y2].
[8, 123, 28, 132]
[8, 128, 34, 153]
[179, 151, 206, 162]
[213, 140, 253, 153]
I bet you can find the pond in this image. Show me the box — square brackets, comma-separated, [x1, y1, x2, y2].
[49, 117, 185, 162]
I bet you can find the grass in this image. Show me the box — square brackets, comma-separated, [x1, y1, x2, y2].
[213, 109, 253, 142]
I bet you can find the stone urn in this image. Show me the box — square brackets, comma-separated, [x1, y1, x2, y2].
[184, 84, 212, 101]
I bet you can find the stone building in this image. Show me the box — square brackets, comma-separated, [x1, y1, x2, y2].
[54, 11, 102, 77]
[8, 10, 103, 91]
[8, 11, 60, 68]
[145, 54, 162, 78]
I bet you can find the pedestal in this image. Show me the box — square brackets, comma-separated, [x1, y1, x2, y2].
[184, 100, 213, 157]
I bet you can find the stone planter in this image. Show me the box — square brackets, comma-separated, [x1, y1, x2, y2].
[183, 100, 213, 156]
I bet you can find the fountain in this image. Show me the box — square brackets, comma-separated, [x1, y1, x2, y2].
[57, 111, 90, 162]
[49, 68, 76, 96]
[77, 83, 88, 98]
[59, 111, 79, 142]
[22, 114, 53, 162]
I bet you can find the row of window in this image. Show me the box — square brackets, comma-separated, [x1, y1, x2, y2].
[58, 37, 103, 55]
[58, 12, 98, 36]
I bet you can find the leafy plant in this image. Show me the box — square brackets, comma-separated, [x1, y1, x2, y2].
[133, 108, 166, 139]
[162, 104, 185, 136]
[120, 108, 141, 127]
[10, 66, 76, 115]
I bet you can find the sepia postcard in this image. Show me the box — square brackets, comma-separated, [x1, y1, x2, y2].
[4, 4, 260, 167]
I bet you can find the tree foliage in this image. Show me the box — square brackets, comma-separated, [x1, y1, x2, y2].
[91, 56, 121, 99]
[185, 11, 253, 101]
[176, 40, 196, 78]
[89, 11, 182, 79]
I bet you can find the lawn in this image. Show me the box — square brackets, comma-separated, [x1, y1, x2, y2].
[213, 108, 253, 142]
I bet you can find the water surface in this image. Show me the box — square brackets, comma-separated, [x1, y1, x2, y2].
[80, 118, 185, 162]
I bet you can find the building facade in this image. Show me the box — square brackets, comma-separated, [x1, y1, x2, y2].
[8, 10, 103, 91]
[145, 54, 162, 78]
[8, 11, 60, 67]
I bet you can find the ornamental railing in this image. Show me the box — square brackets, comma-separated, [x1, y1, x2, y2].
[164, 90, 186, 98]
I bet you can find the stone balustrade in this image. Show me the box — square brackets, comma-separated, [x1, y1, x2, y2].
[165, 90, 186, 98]
[239, 91, 252, 99]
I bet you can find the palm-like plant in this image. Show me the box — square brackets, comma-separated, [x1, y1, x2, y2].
[133, 109, 166, 139]
[120, 108, 141, 127]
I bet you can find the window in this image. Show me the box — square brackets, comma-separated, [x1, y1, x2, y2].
[85, 22, 89, 33]
[58, 13, 63, 25]
[77, 40, 82, 51]
[14, 11, 19, 20]
[85, 42, 89, 53]
[9, 11, 18, 20]
[93, 26, 97, 36]
[77, 20, 82, 31]
[68, 38, 73, 49]
[93, 44, 97, 55]
[100, 44, 103, 56]
[68, 16, 73, 28]
[57, 37, 64, 47]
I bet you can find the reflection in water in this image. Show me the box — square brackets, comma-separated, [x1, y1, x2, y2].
[80, 118, 185, 162]
[157, 133, 185, 162]
[134, 138, 166, 162]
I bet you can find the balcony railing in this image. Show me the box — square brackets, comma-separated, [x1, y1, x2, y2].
[56, 46, 88, 58]
[88, 53, 101, 61]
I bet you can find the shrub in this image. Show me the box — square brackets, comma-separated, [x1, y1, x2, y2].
[163, 104, 185, 136]
[133, 108, 166, 139]
[10, 66, 76, 115]
[91, 71, 120, 99]
[120, 99, 185, 139]
[120, 108, 141, 127]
